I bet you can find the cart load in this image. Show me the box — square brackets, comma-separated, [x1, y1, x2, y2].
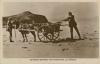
[3, 11, 48, 26]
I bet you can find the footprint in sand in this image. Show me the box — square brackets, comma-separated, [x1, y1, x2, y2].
[89, 38, 93, 40]
[75, 47, 80, 50]
[94, 30, 97, 32]
[22, 47, 28, 49]
[27, 50, 31, 51]
[86, 33, 89, 34]
[58, 44, 62, 46]
[29, 42, 32, 44]
[62, 48, 69, 51]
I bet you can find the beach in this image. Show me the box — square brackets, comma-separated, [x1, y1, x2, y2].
[3, 20, 99, 58]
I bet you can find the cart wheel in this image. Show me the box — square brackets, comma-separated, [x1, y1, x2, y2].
[37, 26, 60, 42]
[52, 31, 60, 41]
[37, 26, 51, 42]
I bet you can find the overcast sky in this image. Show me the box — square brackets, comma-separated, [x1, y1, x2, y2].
[3, 2, 98, 21]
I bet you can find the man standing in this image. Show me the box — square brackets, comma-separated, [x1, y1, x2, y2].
[6, 17, 14, 42]
[62, 12, 81, 40]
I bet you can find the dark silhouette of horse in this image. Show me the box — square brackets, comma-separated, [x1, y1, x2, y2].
[18, 23, 36, 42]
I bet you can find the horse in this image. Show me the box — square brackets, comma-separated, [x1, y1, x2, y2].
[6, 17, 36, 42]
[18, 23, 36, 42]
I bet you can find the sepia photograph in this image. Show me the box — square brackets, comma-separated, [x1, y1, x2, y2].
[2, 2, 99, 58]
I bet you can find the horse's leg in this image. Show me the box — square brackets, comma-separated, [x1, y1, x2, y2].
[51, 32, 54, 41]
[23, 34, 26, 42]
[25, 33, 28, 42]
[9, 30, 14, 42]
[20, 32, 25, 42]
[30, 31, 36, 42]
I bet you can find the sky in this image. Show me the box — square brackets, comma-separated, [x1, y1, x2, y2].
[3, 2, 98, 22]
